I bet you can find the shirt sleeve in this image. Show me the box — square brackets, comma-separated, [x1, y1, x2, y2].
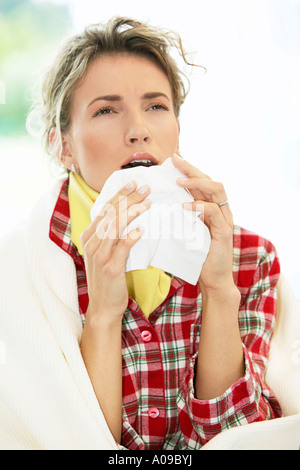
[177, 234, 282, 449]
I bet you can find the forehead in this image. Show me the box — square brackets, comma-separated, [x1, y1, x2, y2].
[73, 53, 172, 101]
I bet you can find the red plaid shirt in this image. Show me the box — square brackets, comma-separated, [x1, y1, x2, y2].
[49, 178, 282, 450]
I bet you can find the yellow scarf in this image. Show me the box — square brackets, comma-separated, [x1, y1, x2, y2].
[68, 172, 171, 317]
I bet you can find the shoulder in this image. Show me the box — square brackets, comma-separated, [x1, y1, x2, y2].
[0, 179, 64, 258]
[233, 224, 277, 253]
[233, 224, 278, 262]
[232, 225, 280, 291]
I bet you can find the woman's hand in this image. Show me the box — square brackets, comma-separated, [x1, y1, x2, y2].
[80, 181, 151, 442]
[172, 154, 235, 294]
[81, 181, 151, 323]
[172, 154, 244, 398]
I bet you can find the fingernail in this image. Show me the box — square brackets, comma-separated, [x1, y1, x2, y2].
[173, 153, 184, 159]
[183, 202, 193, 210]
[129, 227, 145, 240]
[137, 184, 150, 194]
[183, 202, 203, 213]
[142, 198, 151, 208]
[177, 177, 190, 184]
[125, 180, 136, 190]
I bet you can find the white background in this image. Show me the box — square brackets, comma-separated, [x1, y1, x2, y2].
[1, 0, 299, 299]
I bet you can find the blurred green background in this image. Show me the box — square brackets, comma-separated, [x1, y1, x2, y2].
[0, 0, 72, 136]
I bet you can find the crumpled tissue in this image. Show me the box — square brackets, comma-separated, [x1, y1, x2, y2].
[90, 158, 211, 285]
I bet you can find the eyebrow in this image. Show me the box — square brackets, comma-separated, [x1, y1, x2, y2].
[87, 92, 170, 108]
[142, 92, 170, 101]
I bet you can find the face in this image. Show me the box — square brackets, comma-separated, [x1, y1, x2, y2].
[61, 54, 180, 192]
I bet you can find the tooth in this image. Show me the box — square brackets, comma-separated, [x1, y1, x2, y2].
[121, 159, 154, 168]
[129, 159, 151, 164]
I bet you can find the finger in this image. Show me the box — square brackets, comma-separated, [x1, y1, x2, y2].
[201, 202, 234, 239]
[90, 211, 146, 276]
[96, 184, 151, 224]
[177, 176, 233, 225]
[172, 153, 211, 180]
[97, 198, 151, 243]
[107, 180, 138, 207]
[81, 180, 137, 246]
[85, 197, 151, 264]
[81, 182, 150, 248]
[90, 180, 139, 225]
[173, 154, 232, 221]
[109, 227, 145, 268]
[177, 177, 226, 203]
[217, 201, 233, 228]
[118, 199, 151, 236]
[81, 206, 117, 260]
[82, 196, 151, 263]
[183, 199, 233, 228]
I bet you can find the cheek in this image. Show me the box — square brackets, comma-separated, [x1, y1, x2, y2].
[81, 119, 120, 149]
[72, 123, 106, 159]
[159, 119, 179, 147]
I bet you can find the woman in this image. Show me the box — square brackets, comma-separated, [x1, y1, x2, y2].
[0, 17, 281, 450]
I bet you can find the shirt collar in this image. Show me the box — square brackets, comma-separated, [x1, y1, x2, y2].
[49, 177, 84, 267]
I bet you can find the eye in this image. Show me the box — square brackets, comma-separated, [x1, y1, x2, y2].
[148, 103, 169, 111]
[92, 106, 115, 117]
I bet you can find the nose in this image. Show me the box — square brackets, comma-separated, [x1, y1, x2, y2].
[125, 114, 152, 146]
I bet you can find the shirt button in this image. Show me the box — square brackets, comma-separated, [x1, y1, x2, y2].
[141, 330, 152, 342]
[148, 407, 159, 418]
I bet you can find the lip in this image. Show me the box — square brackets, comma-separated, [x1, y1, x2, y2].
[121, 153, 158, 168]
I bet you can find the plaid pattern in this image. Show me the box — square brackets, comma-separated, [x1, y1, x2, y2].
[49, 178, 282, 450]
[49, 179, 89, 319]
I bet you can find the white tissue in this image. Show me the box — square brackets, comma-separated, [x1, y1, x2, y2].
[90, 158, 211, 285]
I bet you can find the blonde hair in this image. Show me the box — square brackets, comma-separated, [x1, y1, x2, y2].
[27, 17, 200, 171]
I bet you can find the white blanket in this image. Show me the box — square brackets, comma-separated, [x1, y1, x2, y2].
[0, 182, 299, 450]
[202, 275, 300, 450]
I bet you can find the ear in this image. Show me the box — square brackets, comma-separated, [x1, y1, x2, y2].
[49, 127, 57, 150]
[61, 132, 74, 171]
[49, 127, 75, 170]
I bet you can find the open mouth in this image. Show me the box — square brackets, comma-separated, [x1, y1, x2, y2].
[121, 159, 157, 170]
